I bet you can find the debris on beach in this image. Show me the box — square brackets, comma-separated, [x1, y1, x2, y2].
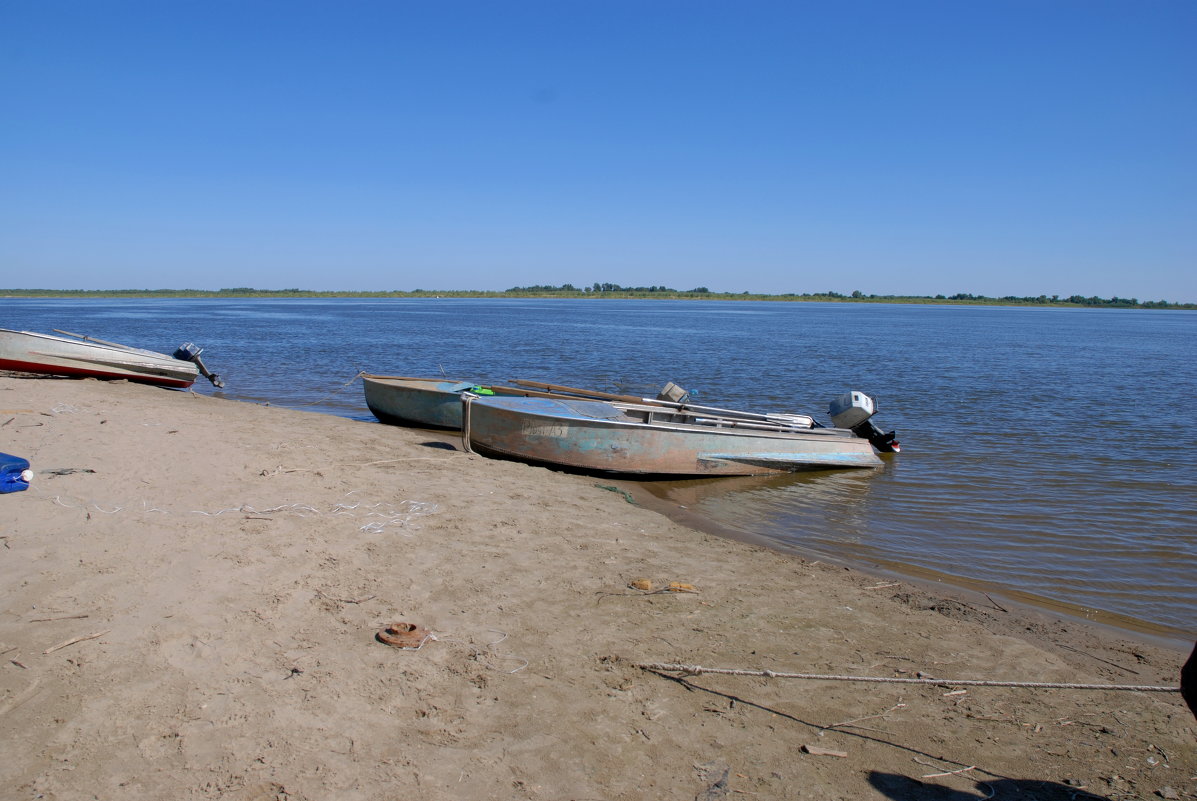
[376, 622, 436, 650]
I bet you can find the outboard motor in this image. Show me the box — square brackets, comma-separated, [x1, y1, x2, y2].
[173, 343, 225, 388]
[656, 381, 690, 404]
[829, 391, 900, 453]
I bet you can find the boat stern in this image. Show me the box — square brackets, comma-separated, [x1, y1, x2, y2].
[829, 392, 900, 453]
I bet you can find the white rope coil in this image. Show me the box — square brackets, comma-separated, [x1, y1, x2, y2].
[633, 662, 1180, 693]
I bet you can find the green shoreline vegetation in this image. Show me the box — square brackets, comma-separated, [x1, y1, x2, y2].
[2, 285, 1192, 309]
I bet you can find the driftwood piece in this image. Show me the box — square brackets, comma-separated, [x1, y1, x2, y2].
[802, 745, 848, 758]
[43, 629, 110, 654]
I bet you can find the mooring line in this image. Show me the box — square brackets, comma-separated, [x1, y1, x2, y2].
[633, 662, 1180, 692]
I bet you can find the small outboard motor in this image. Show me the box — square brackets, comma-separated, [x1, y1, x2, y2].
[656, 381, 690, 404]
[829, 391, 900, 453]
[173, 343, 225, 388]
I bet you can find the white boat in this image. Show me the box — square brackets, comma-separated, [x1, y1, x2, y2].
[0, 328, 223, 389]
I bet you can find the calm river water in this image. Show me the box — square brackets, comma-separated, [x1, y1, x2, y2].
[4, 298, 1194, 640]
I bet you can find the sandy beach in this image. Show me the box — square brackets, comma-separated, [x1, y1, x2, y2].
[1, 374, 1193, 801]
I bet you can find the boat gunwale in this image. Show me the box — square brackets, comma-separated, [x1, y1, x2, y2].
[465, 394, 865, 443]
[26, 348, 198, 374]
[2, 328, 182, 360]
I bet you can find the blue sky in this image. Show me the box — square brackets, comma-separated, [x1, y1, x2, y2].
[3, 1, 1194, 301]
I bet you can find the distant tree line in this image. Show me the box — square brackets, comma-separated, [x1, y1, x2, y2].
[825, 290, 1173, 308]
[503, 285, 1190, 308]
[1, 286, 1192, 309]
[506, 283, 710, 294]
[930, 292, 1152, 308]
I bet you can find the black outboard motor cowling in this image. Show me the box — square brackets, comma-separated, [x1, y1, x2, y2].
[173, 343, 225, 388]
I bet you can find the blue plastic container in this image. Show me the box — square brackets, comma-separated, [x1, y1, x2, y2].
[1, 452, 32, 493]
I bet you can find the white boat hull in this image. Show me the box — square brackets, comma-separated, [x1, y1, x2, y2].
[0, 329, 199, 388]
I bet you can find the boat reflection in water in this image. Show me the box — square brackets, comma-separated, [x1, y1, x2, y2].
[633, 463, 1193, 638]
[632, 467, 882, 560]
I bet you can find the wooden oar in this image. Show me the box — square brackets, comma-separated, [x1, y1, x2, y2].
[361, 374, 468, 384]
[512, 379, 817, 427]
[53, 329, 143, 351]
[610, 401, 831, 434]
[487, 385, 607, 401]
[510, 380, 648, 404]
[362, 375, 621, 401]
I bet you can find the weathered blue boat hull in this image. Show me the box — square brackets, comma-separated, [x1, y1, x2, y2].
[363, 375, 476, 429]
[362, 375, 644, 430]
[463, 396, 882, 476]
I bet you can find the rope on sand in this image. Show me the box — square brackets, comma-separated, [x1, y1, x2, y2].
[633, 662, 1180, 693]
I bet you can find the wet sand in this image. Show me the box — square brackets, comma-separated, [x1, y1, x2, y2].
[1, 375, 1193, 800]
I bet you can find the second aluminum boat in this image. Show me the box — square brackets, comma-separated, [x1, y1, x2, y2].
[460, 393, 893, 477]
